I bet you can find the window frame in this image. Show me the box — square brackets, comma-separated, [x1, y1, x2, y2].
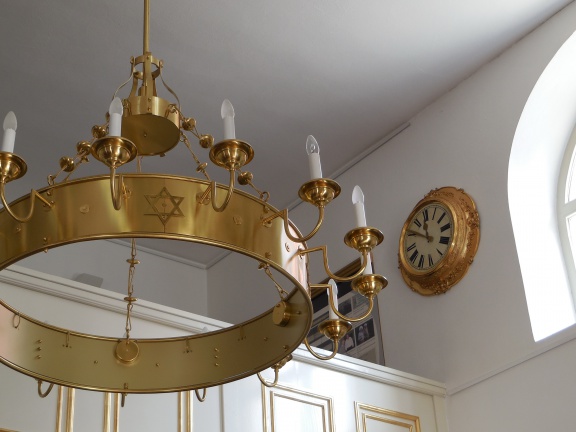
[558, 125, 576, 298]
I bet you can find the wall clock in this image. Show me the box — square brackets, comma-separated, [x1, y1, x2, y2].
[398, 187, 480, 295]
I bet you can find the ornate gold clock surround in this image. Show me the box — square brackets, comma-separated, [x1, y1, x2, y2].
[398, 187, 480, 295]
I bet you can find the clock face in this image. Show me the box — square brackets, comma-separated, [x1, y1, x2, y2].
[399, 187, 479, 295]
[402, 203, 454, 272]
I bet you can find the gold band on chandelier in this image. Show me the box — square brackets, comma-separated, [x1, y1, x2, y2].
[0, 174, 312, 393]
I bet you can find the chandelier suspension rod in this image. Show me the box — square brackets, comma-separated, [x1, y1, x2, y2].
[143, 0, 150, 53]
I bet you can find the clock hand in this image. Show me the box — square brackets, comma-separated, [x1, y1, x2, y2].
[406, 229, 428, 240]
[423, 221, 431, 243]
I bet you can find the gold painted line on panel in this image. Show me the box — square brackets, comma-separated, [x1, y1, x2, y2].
[114, 393, 120, 432]
[271, 392, 329, 431]
[260, 385, 268, 432]
[355, 402, 421, 432]
[178, 392, 183, 432]
[264, 385, 334, 432]
[363, 413, 414, 431]
[186, 391, 192, 432]
[103, 393, 111, 432]
[65, 388, 75, 432]
[55, 386, 64, 432]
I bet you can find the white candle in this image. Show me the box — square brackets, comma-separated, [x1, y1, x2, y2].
[352, 185, 367, 227]
[306, 135, 322, 179]
[221, 99, 236, 140]
[328, 279, 338, 320]
[1, 111, 17, 153]
[364, 253, 373, 275]
[108, 97, 123, 137]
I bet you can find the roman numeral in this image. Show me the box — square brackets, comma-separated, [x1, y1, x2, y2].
[432, 207, 437, 220]
[436, 248, 444, 256]
[413, 218, 422, 228]
[409, 249, 419, 264]
[437, 212, 446, 224]
[407, 243, 416, 251]
[440, 223, 451, 232]
[423, 209, 429, 222]
[428, 254, 434, 267]
[439, 236, 450, 245]
[418, 255, 424, 269]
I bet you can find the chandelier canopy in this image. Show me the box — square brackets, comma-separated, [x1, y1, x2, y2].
[0, 0, 387, 396]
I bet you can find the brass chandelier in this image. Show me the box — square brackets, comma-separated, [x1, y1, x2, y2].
[0, 0, 387, 397]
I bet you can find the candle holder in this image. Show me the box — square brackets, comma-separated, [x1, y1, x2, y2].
[298, 178, 341, 208]
[209, 139, 254, 170]
[0, 152, 53, 223]
[196, 139, 254, 212]
[91, 136, 138, 210]
[304, 319, 352, 361]
[261, 178, 341, 243]
[321, 273, 388, 324]
[351, 274, 388, 298]
[0, 152, 27, 183]
[91, 136, 138, 168]
[344, 227, 384, 254]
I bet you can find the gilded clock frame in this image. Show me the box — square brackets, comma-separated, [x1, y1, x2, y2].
[398, 187, 480, 295]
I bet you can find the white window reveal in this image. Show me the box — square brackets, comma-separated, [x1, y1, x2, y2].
[509, 30, 576, 341]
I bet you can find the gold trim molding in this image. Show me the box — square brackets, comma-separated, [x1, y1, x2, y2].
[355, 402, 421, 432]
[262, 383, 335, 432]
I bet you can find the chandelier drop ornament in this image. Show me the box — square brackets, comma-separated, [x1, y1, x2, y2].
[0, 0, 387, 395]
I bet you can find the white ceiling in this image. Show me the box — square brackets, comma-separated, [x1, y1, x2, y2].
[0, 0, 572, 267]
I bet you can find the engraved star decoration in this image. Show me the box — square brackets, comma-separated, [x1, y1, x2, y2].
[144, 187, 184, 226]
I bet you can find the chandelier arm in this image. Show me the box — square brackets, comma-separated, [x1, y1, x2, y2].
[110, 167, 126, 211]
[159, 68, 181, 112]
[257, 369, 280, 388]
[299, 246, 368, 282]
[37, 380, 54, 398]
[209, 169, 235, 212]
[194, 388, 207, 402]
[303, 337, 339, 361]
[326, 284, 375, 322]
[112, 64, 137, 101]
[262, 207, 324, 243]
[0, 183, 53, 224]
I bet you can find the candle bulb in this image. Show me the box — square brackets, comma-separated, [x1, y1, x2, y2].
[221, 99, 236, 140]
[328, 279, 338, 320]
[352, 185, 373, 275]
[108, 97, 123, 137]
[352, 185, 367, 227]
[364, 252, 373, 275]
[306, 135, 322, 179]
[1, 111, 17, 153]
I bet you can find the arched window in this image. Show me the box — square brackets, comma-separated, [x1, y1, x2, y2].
[509, 31, 576, 341]
[558, 126, 576, 297]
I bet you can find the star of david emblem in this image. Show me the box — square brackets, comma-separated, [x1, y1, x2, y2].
[144, 187, 184, 225]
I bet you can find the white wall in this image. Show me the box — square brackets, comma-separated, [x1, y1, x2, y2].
[447, 336, 576, 431]
[17, 239, 209, 316]
[0, 267, 446, 432]
[208, 2, 576, 430]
